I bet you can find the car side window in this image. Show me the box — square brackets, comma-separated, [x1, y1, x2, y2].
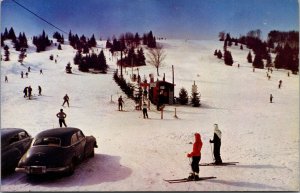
[71, 133, 78, 145]
[9, 134, 19, 144]
[77, 131, 84, 141]
[18, 131, 28, 140]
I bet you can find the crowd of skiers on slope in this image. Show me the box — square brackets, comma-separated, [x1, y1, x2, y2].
[187, 124, 222, 181]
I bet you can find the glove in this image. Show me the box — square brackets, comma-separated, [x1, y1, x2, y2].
[187, 153, 191, 157]
[209, 139, 212, 143]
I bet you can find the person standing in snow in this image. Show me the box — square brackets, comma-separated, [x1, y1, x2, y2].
[278, 80, 282, 89]
[38, 86, 42, 96]
[23, 87, 28, 98]
[209, 124, 223, 164]
[25, 72, 28, 78]
[62, 94, 70, 107]
[118, 95, 124, 111]
[5, 75, 8, 82]
[28, 66, 31, 72]
[187, 133, 203, 180]
[270, 94, 273, 103]
[40, 69, 43, 74]
[142, 102, 148, 118]
[21, 71, 24, 78]
[56, 109, 67, 127]
[28, 86, 32, 99]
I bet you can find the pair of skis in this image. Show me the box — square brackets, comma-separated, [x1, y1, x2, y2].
[200, 161, 239, 166]
[164, 176, 216, 183]
[164, 162, 238, 183]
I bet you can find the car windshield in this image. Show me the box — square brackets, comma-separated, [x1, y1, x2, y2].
[33, 137, 61, 147]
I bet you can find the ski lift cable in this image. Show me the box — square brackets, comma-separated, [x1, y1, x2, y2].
[11, 0, 68, 35]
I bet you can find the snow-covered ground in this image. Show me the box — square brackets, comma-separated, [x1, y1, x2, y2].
[1, 39, 299, 191]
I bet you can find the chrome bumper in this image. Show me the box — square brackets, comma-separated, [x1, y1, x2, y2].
[15, 165, 69, 174]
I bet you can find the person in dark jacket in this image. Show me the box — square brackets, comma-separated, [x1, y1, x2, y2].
[209, 124, 222, 164]
[28, 86, 32, 99]
[38, 86, 42, 96]
[62, 94, 69, 107]
[118, 95, 124, 111]
[187, 133, 203, 180]
[23, 87, 28, 98]
[56, 109, 67, 127]
[142, 102, 148, 118]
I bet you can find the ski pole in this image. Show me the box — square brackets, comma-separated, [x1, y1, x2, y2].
[210, 142, 215, 162]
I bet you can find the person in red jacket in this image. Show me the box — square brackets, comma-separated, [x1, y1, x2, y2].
[187, 132, 203, 180]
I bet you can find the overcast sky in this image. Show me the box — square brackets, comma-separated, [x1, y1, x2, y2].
[1, 0, 299, 40]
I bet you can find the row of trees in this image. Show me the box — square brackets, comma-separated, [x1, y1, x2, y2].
[113, 70, 134, 98]
[118, 47, 146, 67]
[219, 30, 299, 72]
[68, 31, 97, 53]
[74, 50, 108, 73]
[177, 87, 201, 107]
[33, 30, 52, 52]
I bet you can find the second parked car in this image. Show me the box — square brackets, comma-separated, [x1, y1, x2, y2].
[1, 128, 33, 175]
[15, 127, 98, 176]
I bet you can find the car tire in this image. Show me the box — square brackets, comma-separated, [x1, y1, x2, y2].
[66, 160, 75, 176]
[90, 148, 94, 157]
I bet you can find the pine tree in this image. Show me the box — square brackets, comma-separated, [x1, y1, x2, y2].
[217, 50, 222, 59]
[178, 87, 189, 105]
[8, 27, 17, 42]
[191, 82, 200, 107]
[4, 45, 10, 61]
[137, 48, 146, 66]
[98, 50, 108, 73]
[224, 50, 233, 66]
[265, 52, 272, 67]
[247, 51, 253, 63]
[253, 53, 264, 69]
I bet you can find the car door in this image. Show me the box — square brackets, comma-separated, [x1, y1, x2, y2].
[70, 132, 85, 161]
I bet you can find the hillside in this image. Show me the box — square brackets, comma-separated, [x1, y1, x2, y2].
[1, 39, 299, 191]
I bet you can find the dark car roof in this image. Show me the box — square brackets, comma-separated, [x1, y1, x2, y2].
[35, 127, 82, 146]
[1, 128, 29, 146]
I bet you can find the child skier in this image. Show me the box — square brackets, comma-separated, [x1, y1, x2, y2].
[118, 95, 124, 111]
[187, 132, 203, 180]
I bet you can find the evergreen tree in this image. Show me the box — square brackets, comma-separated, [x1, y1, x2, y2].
[73, 51, 82, 64]
[137, 48, 146, 66]
[178, 87, 189, 105]
[253, 53, 264, 69]
[274, 51, 284, 69]
[224, 50, 233, 66]
[4, 45, 10, 61]
[98, 50, 108, 73]
[88, 34, 97, 47]
[191, 82, 200, 107]
[3, 28, 8, 40]
[247, 51, 253, 63]
[8, 27, 17, 42]
[214, 49, 218, 56]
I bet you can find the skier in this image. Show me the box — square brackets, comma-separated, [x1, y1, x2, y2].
[5, 75, 8, 82]
[142, 102, 148, 119]
[38, 86, 42, 96]
[270, 94, 273, 103]
[23, 87, 28, 98]
[187, 133, 202, 180]
[25, 72, 28, 78]
[118, 95, 124, 111]
[40, 69, 43, 74]
[56, 109, 67, 127]
[62, 94, 70, 107]
[28, 66, 31, 72]
[209, 124, 223, 164]
[21, 71, 24, 78]
[28, 86, 32, 99]
[278, 80, 282, 89]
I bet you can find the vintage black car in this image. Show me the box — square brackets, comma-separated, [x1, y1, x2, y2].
[1, 128, 33, 174]
[15, 127, 98, 175]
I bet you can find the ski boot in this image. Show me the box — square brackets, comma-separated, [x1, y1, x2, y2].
[187, 173, 195, 181]
[194, 173, 200, 181]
